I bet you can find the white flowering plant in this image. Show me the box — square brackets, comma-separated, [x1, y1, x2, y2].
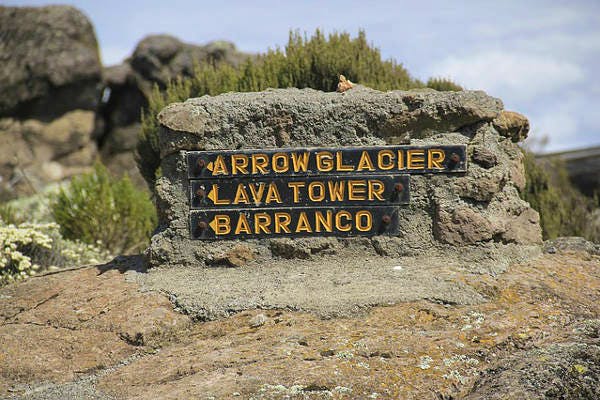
[0, 221, 111, 286]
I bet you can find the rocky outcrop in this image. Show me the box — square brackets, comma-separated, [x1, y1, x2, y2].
[98, 35, 250, 186]
[1, 247, 599, 399]
[0, 111, 97, 197]
[0, 6, 102, 120]
[150, 87, 542, 269]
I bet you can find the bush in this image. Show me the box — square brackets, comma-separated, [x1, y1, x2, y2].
[426, 77, 463, 92]
[138, 30, 463, 188]
[51, 163, 157, 254]
[0, 222, 111, 286]
[521, 151, 600, 242]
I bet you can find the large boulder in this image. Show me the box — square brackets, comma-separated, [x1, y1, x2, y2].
[149, 86, 542, 269]
[0, 5, 102, 120]
[0, 110, 97, 198]
[98, 35, 251, 187]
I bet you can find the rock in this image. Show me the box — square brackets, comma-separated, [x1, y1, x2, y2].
[434, 205, 495, 245]
[150, 87, 540, 268]
[0, 5, 102, 120]
[249, 313, 267, 328]
[96, 35, 251, 185]
[213, 244, 257, 267]
[493, 111, 530, 142]
[544, 237, 600, 256]
[472, 147, 498, 168]
[0, 110, 97, 197]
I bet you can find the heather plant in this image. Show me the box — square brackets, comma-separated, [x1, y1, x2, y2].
[0, 221, 111, 286]
[138, 30, 463, 188]
[51, 163, 157, 254]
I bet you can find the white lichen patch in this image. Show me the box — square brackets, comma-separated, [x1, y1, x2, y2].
[418, 355, 433, 370]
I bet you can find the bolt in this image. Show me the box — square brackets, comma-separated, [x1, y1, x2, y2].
[196, 188, 206, 198]
[382, 215, 392, 224]
[394, 183, 404, 192]
[450, 153, 460, 163]
[197, 221, 208, 230]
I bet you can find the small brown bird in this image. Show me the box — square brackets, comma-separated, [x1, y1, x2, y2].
[337, 75, 354, 93]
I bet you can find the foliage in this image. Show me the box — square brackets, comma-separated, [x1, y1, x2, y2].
[0, 222, 111, 286]
[426, 77, 463, 92]
[138, 30, 463, 189]
[522, 151, 599, 242]
[51, 163, 157, 254]
[0, 203, 19, 225]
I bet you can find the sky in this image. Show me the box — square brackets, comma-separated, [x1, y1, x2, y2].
[6, 0, 600, 153]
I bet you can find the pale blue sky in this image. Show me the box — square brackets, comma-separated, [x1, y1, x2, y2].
[6, 0, 600, 152]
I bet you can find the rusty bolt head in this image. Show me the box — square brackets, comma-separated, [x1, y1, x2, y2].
[394, 183, 404, 192]
[197, 159, 206, 168]
[196, 188, 206, 198]
[197, 221, 208, 230]
[450, 153, 460, 163]
[382, 215, 392, 224]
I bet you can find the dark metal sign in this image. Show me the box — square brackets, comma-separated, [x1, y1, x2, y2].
[190, 207, 400, 239]
[188, 145, 467, 179]
[189, 174, 410, 209]
[187, 144, 467, 240]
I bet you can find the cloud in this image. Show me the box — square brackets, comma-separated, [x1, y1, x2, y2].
[427, 51, 584, 103]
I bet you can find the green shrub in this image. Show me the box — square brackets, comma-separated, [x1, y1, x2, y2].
[521, 151, 599, 242]
[0, 222, 111, 286]
[138, 30, 462, 189]
[51, 163, 157, 254]
[426, 77, 463, 92]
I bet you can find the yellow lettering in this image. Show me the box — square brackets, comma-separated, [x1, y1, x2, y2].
[327, 181, 345, 202]
[336, 152, 354, 171]
[212, 155, 229, 175]
[251, 153, 269, 174]
[291, 152, 309, 172]
[348, 180, 367, 201]
[231, 154, 248, 175]
[397, 150, 405, 170]
[208, 184, 231, 205]
[248, 183, 265, 205]
[428, 149, 445, 169]
[212, 215, 231, 235]
[314, 210, 333, 232]
[274, 212, 292, 233]
[234, 214, 251, 234]
[265, 183, 282, 204]
[233, 184, 250, 204]
[368, 180, 385, 201]
[355, 210, 372, 232]
[356, 151, 375, 171]
[287, 182, 305, 203]
[272, 153, 289, 173]
[335, 210, 352, 232]
[254, 213, 271, 234]
[407, 149, 425, 169]
[296, 212, 312, 233]
[377, 150, 395, 170]
[316, 151, 334, 172]
[308, 181, 325, 202]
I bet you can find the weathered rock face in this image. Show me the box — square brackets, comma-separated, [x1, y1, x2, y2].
[0, 5, 102, 120]
[0, 111, 97, 198]
[149, 86, 541, 268]
[98, 35, 250, 187]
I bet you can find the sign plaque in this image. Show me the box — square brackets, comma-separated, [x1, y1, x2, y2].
[187, 145, 466, 239]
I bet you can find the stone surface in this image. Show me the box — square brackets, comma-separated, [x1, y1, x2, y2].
[0, 5, 102, 120]
[150, 86, 541, 269]
[1, 251, 599, 399]
[0, 110, 97, 198]
[493, 110, 530, 143]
